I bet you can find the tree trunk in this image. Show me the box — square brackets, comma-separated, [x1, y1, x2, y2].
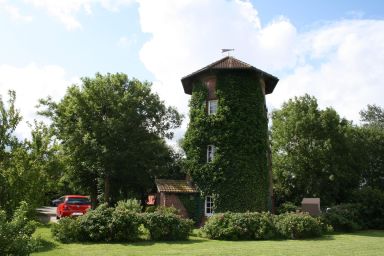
[104, 175, 110, 206]
[90, 179, 98, 209]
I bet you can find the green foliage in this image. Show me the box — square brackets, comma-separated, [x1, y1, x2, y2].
[178, 194, 203, 224]
[202, 212, 276, 240]
[51, 217, 81, 243]
[0, 201, 38, 256]
[52, 201, 192, 243]
[321, 204, 362, 232]
[0, 91, 63, 215]
[274, 213, 324, 239]
[272, 94, 361, 207]
[110, 206, 141, 241]
[115, 199, 142, 213]
[183, 70, 269, 212]
[142, 212, 194, 241]
[277, 202, 300, 214]
[352, 125, 384, 190]
[78, 203, 114, 242]
[39, 73, 182, 205]
[360, 104, 384, 129]
[351, 187, 384, 229]
[155, 206, 180, 215]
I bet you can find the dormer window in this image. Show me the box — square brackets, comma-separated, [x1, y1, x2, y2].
[208, 100, 218, 115]
[207, 145, 216, 163]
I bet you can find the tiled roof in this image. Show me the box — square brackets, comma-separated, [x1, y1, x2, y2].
[155, 179, 198, 193]
[181, 56, 279, 95]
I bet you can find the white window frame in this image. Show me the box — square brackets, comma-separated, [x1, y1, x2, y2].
[207, 145, 216, 163]
[205, 196, 214, 216]
[208, 100, 218, 115]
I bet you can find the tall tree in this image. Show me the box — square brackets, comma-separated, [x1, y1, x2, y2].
[39, 73, 182, 205]
[356, 104, 384, 189]
[0, 91, 62, 214]
[271, 94, 361, 207]
[360, 104, 384, 128]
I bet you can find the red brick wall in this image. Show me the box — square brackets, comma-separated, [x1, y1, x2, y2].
[159, 193, 189, 218]
[204, 76, 217, 100]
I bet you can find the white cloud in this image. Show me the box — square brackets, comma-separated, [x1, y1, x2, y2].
[137, 0, 384, 136]
[24, 0, 93, 30]
[22, 0, 134, 30]
[137, 0, 298, 141]
[117, 34, 137, 47]
[269, 20, 384, 123]
[100, 0, 135, 12]
[0, 0, 33, 22]
[0, 63, 78, 139]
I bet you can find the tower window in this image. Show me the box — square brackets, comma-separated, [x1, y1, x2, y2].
[205, 196, 214, 216]
[207, 145, 216, 163]
[208, 100, 218, 115]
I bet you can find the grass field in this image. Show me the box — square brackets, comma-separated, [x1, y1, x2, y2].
[32, 225, 384, 256]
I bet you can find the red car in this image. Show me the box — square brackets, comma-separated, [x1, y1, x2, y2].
[56, 195, 91, 219]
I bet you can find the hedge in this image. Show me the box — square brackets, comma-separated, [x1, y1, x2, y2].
[202, 211, 327, 240]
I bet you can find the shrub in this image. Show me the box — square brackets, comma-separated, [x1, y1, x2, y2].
[277, 202, 299, 214]
[142, 212, 193, 240]
[202, 212, 276, 240]
[321, 203, 362, 232]
[274, 212, 323, 239]
[77, 203, 114, 242]
[351, 187, 384, 229]
[0, 201, 38, 256]
[51, 217, 81, 243]
[156, 206, 180, 215]
[110, 207, 141, 241]
[144, 206, 157, 213]
[115, 199, 141, 213]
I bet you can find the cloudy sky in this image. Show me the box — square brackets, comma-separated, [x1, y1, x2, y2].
[1, 0, 384, 142]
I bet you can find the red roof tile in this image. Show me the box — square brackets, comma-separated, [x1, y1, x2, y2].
[181, 56, 278, 95]
[156, 179, 198, 193]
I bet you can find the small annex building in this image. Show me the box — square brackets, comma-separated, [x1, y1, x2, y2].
[152, 179, 204, 222]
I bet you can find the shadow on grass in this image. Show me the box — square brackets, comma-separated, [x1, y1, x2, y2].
[130, 238, 208, 247]
[338, 230, 384, 238]
[35, 238, 58, 253]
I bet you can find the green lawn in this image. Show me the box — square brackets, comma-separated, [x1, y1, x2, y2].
[32, 225, 384, 256]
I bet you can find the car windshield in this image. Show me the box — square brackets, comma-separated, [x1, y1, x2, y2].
[67, 197, 90, 205]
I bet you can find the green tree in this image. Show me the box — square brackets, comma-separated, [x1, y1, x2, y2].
[360, 104, 384, 128]
[0, 91, 62, 214]
[356, 104, 384, 189]
[39, 73, 182, 206]
[0, 90, 24, 213]
[271, 94, 360, 207]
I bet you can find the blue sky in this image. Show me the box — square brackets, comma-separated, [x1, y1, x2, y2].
[1, 0, 384, 143]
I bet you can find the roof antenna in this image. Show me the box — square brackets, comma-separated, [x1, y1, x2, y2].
[221, 48, 234, 56]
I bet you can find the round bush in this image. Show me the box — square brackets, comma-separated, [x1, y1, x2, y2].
[274, 213, 323, 239]
[351, 188, 384, 229]
[321, 203, 362, 232]
[142, 212, 193, 241]
[110, 209, 141, 242]
[202, 212, 276, 240]
[51, 217, 80, 243]
[77, 203, 114, 242]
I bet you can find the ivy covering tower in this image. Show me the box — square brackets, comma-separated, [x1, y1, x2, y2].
[182, 56, 278, 213]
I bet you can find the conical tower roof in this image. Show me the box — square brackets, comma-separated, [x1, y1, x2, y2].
[181, 56, 279, 95]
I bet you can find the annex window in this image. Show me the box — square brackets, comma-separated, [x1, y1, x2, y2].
[205, 196, 214, 216]
[208, 100, 218, 115]
[207, 145, 216, 163]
